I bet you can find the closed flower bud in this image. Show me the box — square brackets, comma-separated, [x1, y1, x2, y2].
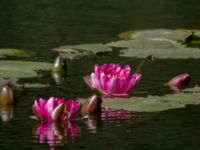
[0, 86, 14, 105]
[167, 73, 191, 92]
[81, 95, 102, 116]
[52, 56, 67, 72]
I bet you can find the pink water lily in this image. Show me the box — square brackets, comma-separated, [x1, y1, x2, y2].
[84, 64, 142, 97]
[32, 97, 80, 122]
[168, 73, 191, 92]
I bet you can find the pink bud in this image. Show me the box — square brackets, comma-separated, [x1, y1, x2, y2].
[168, 73, 191, 92]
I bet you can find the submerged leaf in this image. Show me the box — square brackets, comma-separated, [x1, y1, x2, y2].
[0, 78, 18, 88]
[0, 60, 52, 78]
[0, 48, 35, 57]
[21, 83, 51, 89]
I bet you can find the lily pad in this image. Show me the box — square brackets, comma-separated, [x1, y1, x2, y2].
[0, 48, 35, 57]
[0, 60, 52, 78]
[106, 38, 200, 59]
[119, 29, 200, 41]
[182, 86, 200, 93]
[80, 90, 200, 112]
[53, 43, 112, 59]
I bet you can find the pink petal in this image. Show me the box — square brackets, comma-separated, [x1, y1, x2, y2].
[91, 73, 102, 89]
[65, 100, 80, 120]
[45, 97, 57, 121]
[83, 75, 93, 89]
[94, 64, 101, 78]
[125, 73, 142, 93]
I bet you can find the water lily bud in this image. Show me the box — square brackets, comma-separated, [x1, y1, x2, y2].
[167, 73, 191, 92]
[52, 56, 67, 72]
[81, 95, 102, 116]
[0, 86, 14, 105]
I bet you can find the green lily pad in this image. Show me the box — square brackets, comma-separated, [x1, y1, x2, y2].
[80, 90, 200, 112]
[0, 48, 35, 57]
[0, 61, 52, 78]
[106, 38, 200, 59]
[53, 43, 112, 59]
[119, 29, 200, 41]
[182, 86, 200, 93]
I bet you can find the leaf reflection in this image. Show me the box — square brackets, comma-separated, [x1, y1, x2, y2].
[51, 72, 64, 85]
[33, 122, 80, 149]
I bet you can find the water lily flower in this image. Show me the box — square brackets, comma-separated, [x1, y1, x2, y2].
[83, 64, 142, 97]
[167, 73, 191, 92]
[33, 122, 80, 148]
[32, 97, 80, 122]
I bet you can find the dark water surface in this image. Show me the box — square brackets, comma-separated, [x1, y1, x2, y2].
[0, 0, 200, 150]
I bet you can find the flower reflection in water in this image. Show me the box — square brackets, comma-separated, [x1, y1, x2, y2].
[101, 108, 132, 122]
[33, 122, 80, 149]
[0, 105, 13, 122]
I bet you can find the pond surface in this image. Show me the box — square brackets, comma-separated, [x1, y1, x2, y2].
[0, 0, 200, 150]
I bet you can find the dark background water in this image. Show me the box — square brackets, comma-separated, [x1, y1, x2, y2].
[0, 0, 200, 150]
[1, 0, 200, 50]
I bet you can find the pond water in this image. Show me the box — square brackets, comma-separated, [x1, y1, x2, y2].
[0, 0, 200, 150]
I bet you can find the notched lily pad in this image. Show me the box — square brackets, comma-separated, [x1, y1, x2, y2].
[119, 29, 200, 41]
[53, 43, 112, 59]
[80, 89, 200, 112]
[106, 29, 200, 59]
[0, 48, 36, 57]
[0, 60, 52, 78]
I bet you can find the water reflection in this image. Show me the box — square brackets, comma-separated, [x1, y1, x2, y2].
[101, 108, 132, 122]
[83, 108, 132, 132]
[52, 72, 64, 85]
[0, 105, 14, 122]
[33, 122, 80, 149]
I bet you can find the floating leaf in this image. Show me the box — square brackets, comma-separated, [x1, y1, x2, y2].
[182, 86, 200, 93]
[118, 29, 200, 41]
[0, 48, 35, 57]
[0, 61, 52, 78]
[106, 38, 200, 59]
[53, 43, 112, 59]
[79, 90, 200, 112]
